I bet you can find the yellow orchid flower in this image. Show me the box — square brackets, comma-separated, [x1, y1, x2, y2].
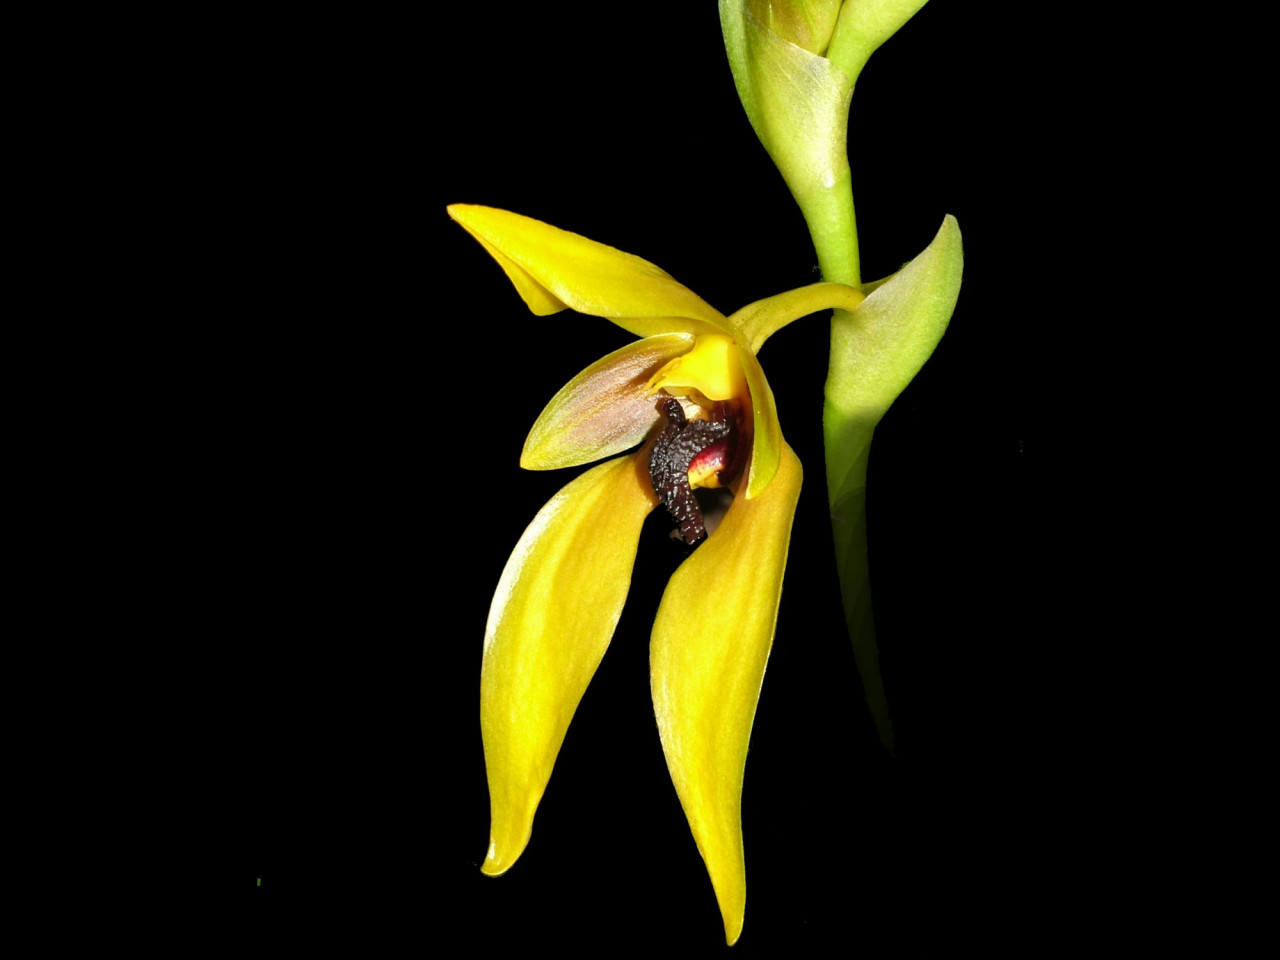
[448, 204, 867, 945]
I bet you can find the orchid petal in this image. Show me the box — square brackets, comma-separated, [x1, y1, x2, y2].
[728, 280, 866, 354]
[738, 346, 781, 498]
[448, 205, 734, 339]
[522, 334, 694, 470]
[650, 442, 802, 945]
[480, 453, 658, 876]
[467, 231, 568, 316]
[646, 334, 746, 403]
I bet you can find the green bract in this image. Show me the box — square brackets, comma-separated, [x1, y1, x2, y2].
[824, 215, 963, 510]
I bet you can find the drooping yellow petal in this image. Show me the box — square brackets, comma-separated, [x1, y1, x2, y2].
[481, 453, 658, 875]
[738, 345, 782, 498]
[522, 334, 693, 470]
[448, 204, 734, 339]
[650, 443, 803, 945]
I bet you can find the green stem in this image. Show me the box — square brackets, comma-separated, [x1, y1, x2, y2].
[796, 168, 860, 288]
[806, 166, 896, 755]
[822, 383, 893, 755]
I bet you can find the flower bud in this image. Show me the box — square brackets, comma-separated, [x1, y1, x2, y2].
[744, 0, 842, 56]
[720, 0, 933, 284]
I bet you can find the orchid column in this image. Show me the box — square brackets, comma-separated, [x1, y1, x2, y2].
[720, 0, 963, 753]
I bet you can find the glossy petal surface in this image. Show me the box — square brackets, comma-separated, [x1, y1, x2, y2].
[481, 453, 658, 875]
[739, 346, 781, 498]
[729, 280, 866, 354]
[448, 204, 733, 339]
[650, 443, 803, 944]
[522, 334, 694, 470]
[646, 333, 746, 403]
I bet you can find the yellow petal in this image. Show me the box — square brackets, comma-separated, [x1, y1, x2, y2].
[467, 231, 568, 316]
[738, 346, 781, 498]
[480, 452, 658, 875]
[650, 442, 803, 945]
[728, 281, 866, 354]
[448, 204, 734, 338]
[646, 333, 747, 403]
[522, 334, 694, 470]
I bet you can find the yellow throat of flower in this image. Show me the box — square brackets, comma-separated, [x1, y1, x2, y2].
[646, 334, 747, 406]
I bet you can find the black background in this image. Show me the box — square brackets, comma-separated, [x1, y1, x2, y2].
[212, 4, 1046, 950]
